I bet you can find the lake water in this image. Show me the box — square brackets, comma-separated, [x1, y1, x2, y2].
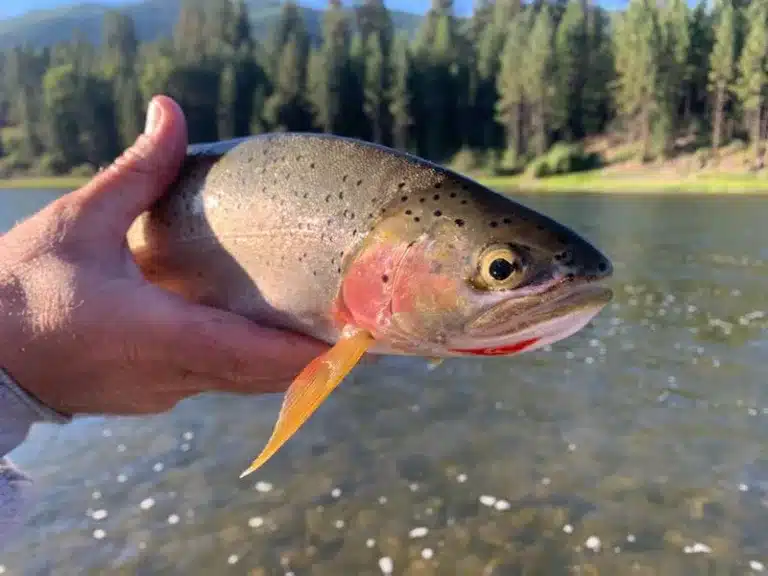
[1, 187, 768, 575]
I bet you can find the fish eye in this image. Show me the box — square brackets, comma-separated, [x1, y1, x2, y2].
[474, 244, 527, 290]
[489, 257, 517, 280]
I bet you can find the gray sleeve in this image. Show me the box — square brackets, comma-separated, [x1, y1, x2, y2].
[0, 368, 71, 539]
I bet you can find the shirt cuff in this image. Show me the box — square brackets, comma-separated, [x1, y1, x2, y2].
[0, 367, 71, 458]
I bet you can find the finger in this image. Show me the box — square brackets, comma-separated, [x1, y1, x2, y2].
[72, 95, 188, 235]
[153, 293, 331, 395]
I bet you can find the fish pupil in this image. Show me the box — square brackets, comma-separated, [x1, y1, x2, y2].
[489, 258, 516, 281]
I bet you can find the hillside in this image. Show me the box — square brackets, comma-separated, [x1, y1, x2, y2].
[0, 0, 425, 50]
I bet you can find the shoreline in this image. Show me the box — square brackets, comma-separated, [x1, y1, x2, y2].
[473, 171, 768, 194]
[0, 176, 91, 190]
[4, 170, 768, 194]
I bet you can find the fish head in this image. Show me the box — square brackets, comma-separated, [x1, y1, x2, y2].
[338, 176, 613, 357]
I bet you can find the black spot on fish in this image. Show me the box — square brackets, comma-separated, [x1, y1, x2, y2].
[303, 192, 309, 199]
[405, 209, 412, 215]
[461, 199, 468, 205]
[296, 155, 302, 161]
[450, 192, 457, 198]
[433, 194, 440, 200]
[310, 162, 315, 169]
[343, 175, 348, 182]
[434, 210, 442, 217]
[343, 209, 349, 217]
[414, 216, 421, 222]
[381, 207, 387, 214]
[339, 192, 344, 200]
[503, 218, 511, 224]
[455, 219, 465, 227]
[435, 182, 442, 189]
[401, 196, 408, 202]
[325, 195, 331, 202]
[352, 229, 357, 236]
[313, 270, 317, 276]
[349, 212, 355, 219]
[368, 213, 374, 219]
[398, 182, 406, 188]
[489, 221, 498, 228]
[356, 179, 363, 187]
[337, 267, 342, 274]
[419, 197, 426, 203]
[382, 274, 389, 283]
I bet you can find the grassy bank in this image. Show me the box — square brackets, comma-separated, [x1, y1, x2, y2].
[475, 170, 768, 194]
[0, 175, 89, 190]
[5, 167, 768, 195]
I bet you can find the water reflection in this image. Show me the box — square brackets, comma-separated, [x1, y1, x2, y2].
[1, 190, 768, 574]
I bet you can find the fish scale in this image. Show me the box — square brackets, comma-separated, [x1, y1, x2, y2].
[126, 133, 614, 477]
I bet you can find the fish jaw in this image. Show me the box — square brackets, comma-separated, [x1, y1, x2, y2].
[446, 283, 613, 356]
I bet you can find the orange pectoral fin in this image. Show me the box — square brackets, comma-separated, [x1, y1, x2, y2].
[239, 328, 375, 478]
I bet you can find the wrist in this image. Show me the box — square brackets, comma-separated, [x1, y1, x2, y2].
[0, 269, 72, 422]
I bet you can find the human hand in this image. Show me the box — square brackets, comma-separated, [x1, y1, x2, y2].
[0, 95, 329, 416]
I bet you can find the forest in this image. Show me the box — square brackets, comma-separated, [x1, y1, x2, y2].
[0, 0, 765, 180]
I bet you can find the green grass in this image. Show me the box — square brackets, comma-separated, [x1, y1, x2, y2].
[474, 170, 768, 194]
[4, 168, 768, 195]
[0, 175, 89, 190]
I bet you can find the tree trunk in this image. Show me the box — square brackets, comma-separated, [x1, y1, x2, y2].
[712, 84, 725, 152]
[536, 102, 546, 156]
[761, 103, 768, 142]
[753, 104, 763, 169]
[639, 101, 650, 162]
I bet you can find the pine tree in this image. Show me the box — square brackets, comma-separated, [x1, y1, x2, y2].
[554, 0, 588, 140]
[102, 11, 142, 149]
[174, 0, 207, 64]
[218, 64, 237, 139]
[389, 31, 413, 151]
[523, 5, 556, 156]
[735, 0, 768, 165]
[310, 0, 353, 135]
[363, 30, 388, 144]
[263, 1, 313, 132]
[709, 0, 736, 152]
[613, 0, 660, 160]
[496, 11, 529, 161]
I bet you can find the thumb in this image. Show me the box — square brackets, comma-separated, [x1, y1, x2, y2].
[74, 95, 188, 234]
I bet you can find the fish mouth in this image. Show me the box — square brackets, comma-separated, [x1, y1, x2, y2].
[448, 280, 613, 356]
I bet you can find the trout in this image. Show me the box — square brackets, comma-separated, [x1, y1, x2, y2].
[126, 134, 613, 477]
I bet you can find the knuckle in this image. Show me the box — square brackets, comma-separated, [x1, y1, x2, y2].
[112, 136, 163, 178]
